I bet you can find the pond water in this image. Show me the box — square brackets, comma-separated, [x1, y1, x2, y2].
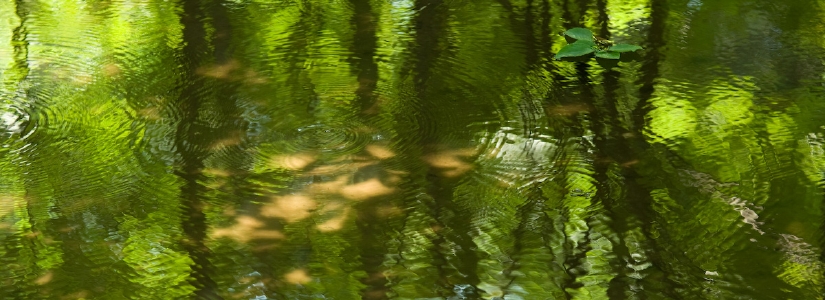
[1, 0, 824, 299]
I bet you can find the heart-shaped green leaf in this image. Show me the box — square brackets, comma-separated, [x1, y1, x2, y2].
[608, 44, 643, 53]
[554, 40, 596, 59]
[595, 50, 620, 59]
[564, 28, 594, 41]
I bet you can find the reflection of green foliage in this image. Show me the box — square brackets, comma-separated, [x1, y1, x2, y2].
[555, 28, 642, 60]
[120, 214, 196, 299]
[0, 0, 824, 298]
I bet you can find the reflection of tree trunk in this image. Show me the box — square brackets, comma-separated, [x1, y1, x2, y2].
[3, 3, 38, 297]
[409, 0, 480, 295]
[348, 0, 379, 114]
[4, 0, 29, 89]
[539, 0, 551, 57]
[588, 3, 647, 297]
[3, 0, 31, 142]
[175, 0, 229, 297]
[345, 0, 388, 298]
[284, 6, 321, 116]
[625, 0, 688, 296]
[504, 2, 569, 294]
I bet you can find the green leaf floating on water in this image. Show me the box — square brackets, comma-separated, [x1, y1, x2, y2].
[564, 27, 594, 41]
[555, 27, 642, 62]
[608, 44, 643, 52]
[595, 50, 621, 59]
[555, 40, 595, 59]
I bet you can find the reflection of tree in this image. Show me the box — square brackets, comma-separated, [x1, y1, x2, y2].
[1, 0, 824, 298]
[2, 0, 29, 96]
[174, 0, 247, 297]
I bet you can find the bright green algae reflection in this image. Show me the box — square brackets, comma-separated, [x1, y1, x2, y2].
[1, 0, 825, 299]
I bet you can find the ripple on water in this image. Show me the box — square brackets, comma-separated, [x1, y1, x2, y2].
[283, 122, 372, 157]
[471, 126, 559, 187]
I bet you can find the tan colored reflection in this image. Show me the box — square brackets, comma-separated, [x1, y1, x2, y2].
[60, 290, 90, 300]
[72, 73, 93, 85]
[196, 59, 268, 84]
[211, 215, 285, 243]
[365, 144, 395, 159]
[422, 148, 477, 177]
[546, 103, 592, 116]
[304, 174, 398, 201]
[270, 153, 317, 170]
[249, 145, 406, 236]
[242, 69, 268, 85]
[304, 160, 375, 176]
[210, 130, 245, 150]
[284, 269, 312, 285]
[102, 63, 121, 77]
[197, 59, 239, 79]
[306, 175, 349, 195]
[340, 178, 396, 201]
[261, 194, 317, 222]
[375, 205, 402, 218]
[34, 271, 53, 285]
[138, 107, 162, 121]
[317, 207, 350, 232]
[621, 160, 639, 167]
[0, 195, 14, 219]
[202, 168, 232, 177]
[222, 206, 237, 217]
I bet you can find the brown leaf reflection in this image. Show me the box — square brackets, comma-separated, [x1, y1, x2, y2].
[0, 195, 15, 220]
[137, 107, 162, 121]
[196, 60, 240, 79]
[246, 144, 474, 238]
[196, 59, 268, 84]
[546, 103, 592, 116]
[59, 291, 90, 300]
[269, 153, 318, 170]
[101, 63, 121, 77]
[340, 178, 396, 201]
[34, 271, 53, 285]
[422, 148, 478, 177]
[211, 215, 285, 243]
[260, 194, 317, 223]
[365, 144, 395, 159]
[317, 207, 350, 232]
[284, 269, 312, 285]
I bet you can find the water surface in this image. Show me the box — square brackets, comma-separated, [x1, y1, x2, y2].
[1, 0, 825, 299]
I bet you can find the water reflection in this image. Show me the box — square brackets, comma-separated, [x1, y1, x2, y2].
[1, 0, 825, 298]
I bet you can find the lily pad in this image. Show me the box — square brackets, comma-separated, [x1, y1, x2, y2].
[608, 44, 643, 53]
[555, 40, 596, 59]
[564, 28, 594, 41]
[595, 50, 620, 59]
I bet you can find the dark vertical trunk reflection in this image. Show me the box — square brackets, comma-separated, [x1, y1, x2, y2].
[346, 0, 389, 298]
[5, 0, 31, 137]
[5, 0, 29, 88]
[409, 0, 480, 296]
[175, 0, 231, 298]
[588, 2, 632, 298]
[348, 0, 379, 114]
[626, 0, 689, 297]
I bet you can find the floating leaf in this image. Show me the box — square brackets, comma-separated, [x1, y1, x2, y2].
[564, 28, 594, 41]
[555, 40, 596, 59]
[595, 50, 620, 59]
[608, 44, 643, 53]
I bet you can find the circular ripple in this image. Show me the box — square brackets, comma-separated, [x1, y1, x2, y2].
[286, 123, 370, 156]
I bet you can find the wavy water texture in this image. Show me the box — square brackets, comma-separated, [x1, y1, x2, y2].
[0, 0, 824, 299]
